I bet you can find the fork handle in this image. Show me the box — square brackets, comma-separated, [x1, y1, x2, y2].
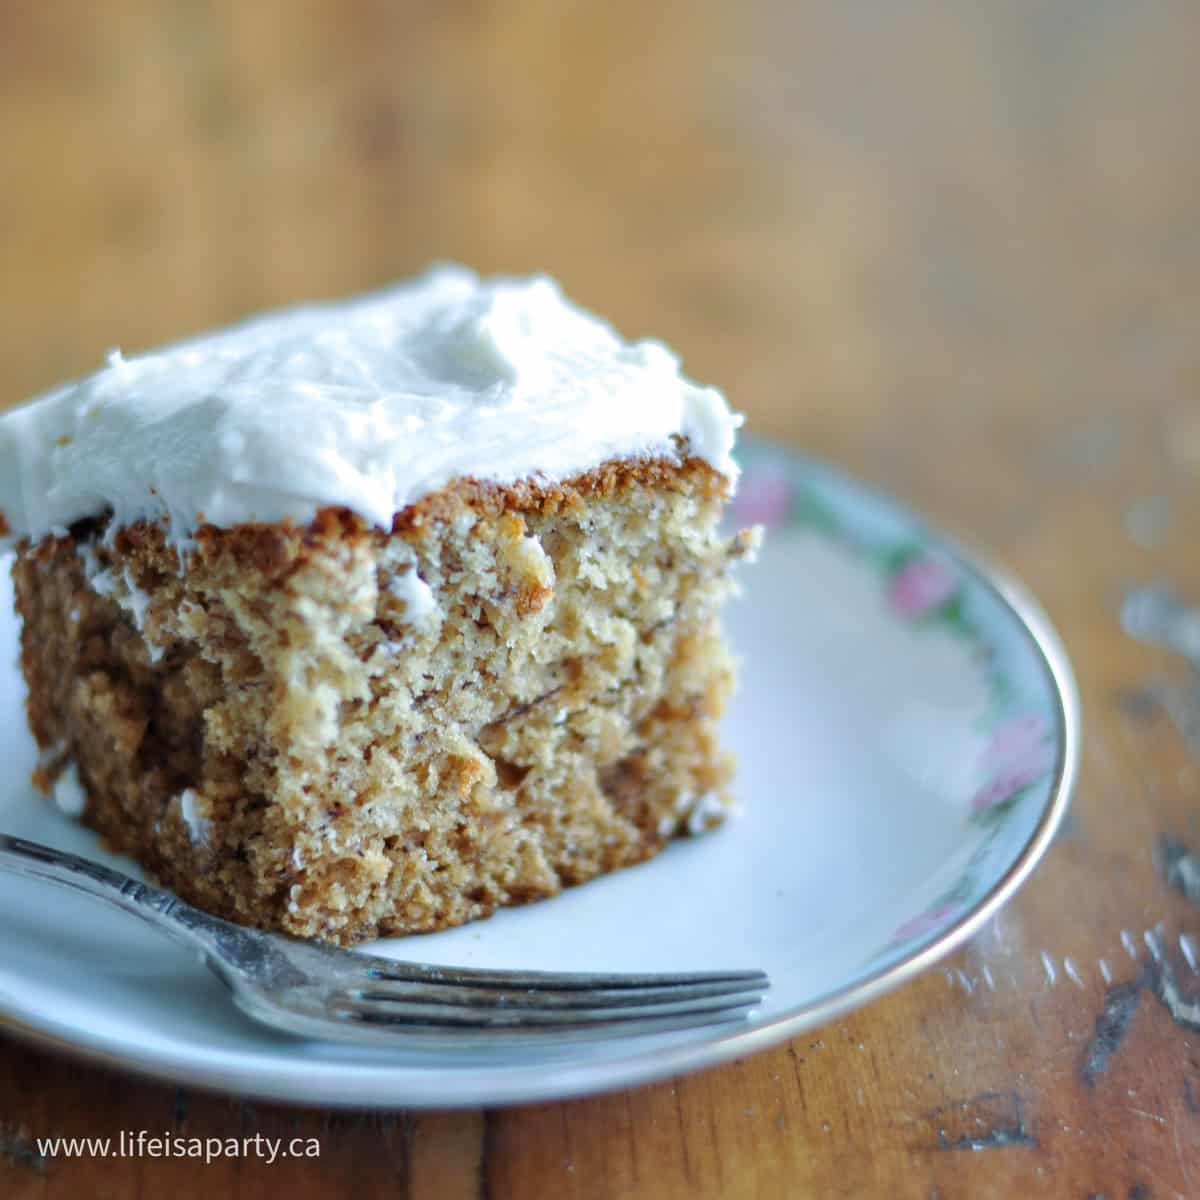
[0, 832, 216, 956]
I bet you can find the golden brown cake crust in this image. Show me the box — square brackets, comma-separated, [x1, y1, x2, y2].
[172, 452, 730, 566]
[14, 454, 754, 944]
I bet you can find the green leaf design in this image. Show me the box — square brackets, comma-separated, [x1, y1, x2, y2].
[788, 489, 840, 534]
[881, 543, 924, 573]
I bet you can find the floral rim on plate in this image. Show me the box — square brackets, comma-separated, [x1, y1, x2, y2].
[732, 439, 1073, 965]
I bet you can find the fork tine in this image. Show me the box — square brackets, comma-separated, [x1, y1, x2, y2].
[343, 984, 763, 1012]
[345, 978, 765, 1012]
[326, 992, 764, 1030]
[343, 984, 763, 1022]
[280, 1007, 759, 1046]
[363, 961, 769, 992]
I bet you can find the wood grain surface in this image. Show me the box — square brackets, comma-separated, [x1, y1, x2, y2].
[2, 2, 1199, 1196]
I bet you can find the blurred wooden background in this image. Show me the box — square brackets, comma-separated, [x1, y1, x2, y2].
[3, 2, 1200, 1196]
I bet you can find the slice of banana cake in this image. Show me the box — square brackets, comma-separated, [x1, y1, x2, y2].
[0, 266, 758, 945]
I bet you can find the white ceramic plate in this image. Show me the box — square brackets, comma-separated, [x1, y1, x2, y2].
[0, 440, 1078, 1108]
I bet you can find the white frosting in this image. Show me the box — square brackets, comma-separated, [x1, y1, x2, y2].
[52, 764, 87, 818]
[387, 567, 438, 628]
[177, 789, 210, 845]
[0, 266, 742, 548]
[79, 540, 163, 659]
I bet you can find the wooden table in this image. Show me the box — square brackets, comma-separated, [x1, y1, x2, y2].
[2, 2, 1199, 1195]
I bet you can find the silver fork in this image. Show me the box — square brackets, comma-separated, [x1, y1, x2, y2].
[0, 833, 769, 1047]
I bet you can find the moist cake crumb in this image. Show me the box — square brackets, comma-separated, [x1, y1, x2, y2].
[2, 267, 758, 945]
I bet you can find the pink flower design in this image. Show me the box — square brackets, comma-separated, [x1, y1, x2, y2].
[980, 714, 1051, 774]
[970, 763, 1047, 812]
[887, 555, 958, 619]
[733, 472, 792, 529]
[972, 714, 1054, 812]
[892, 904, 958, 943]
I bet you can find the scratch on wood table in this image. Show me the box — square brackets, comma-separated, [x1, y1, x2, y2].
[909, 1092, 1034, 1153]
[1157, 836, 1200, 909]
[0, 1123, 46, 1176]
[1080, 982, 1141, 1086]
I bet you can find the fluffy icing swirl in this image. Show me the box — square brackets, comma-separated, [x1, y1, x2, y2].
[0, 266, 742, 546]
